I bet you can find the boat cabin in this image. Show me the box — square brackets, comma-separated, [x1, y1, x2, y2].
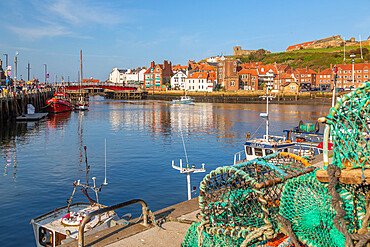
[244, 136, 295, 160]
[234, 135, 295, 165]
[53, 93, 69, 100]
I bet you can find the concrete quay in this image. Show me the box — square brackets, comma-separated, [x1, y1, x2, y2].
[60, 198, 199, 247]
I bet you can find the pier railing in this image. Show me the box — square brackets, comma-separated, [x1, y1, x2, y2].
[78, 199, 149, 247]
[0, 88, 53, 99]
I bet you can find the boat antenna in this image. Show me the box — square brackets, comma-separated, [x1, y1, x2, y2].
[84, 146, 90, 186]
[172, 125, 205, 200]
[80, 50, 83, 87]
[104, 138, 108, 185]
[180, 127, 189, 168]
[259, 87, 274, 141]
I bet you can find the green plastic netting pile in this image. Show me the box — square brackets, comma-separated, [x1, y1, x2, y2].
[324, 82, 370, 169]
[182, 152, 312, 247]
[279, 82, 370, 247]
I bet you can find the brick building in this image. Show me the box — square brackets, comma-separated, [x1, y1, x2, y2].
[239, 68, 258, 90]
[294, 68, 317, 88]
[335, 62, 370, 89]
[217, 58, 241, 90]
[144, 61, 173, 91]
[317, 68, 333, 90]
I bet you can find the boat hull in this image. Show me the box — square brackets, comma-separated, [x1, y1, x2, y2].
[172, 100, 194, 104]
[46, 99, 72, 113]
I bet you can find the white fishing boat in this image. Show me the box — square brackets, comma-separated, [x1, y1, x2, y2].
[172, 94, 194, 104]
[30, 144, 119, 247]
[233, 90, 295, 165]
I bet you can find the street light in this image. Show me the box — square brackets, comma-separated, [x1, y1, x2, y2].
[43, 64, 47, 83]
[14, 51, 19, 92]
[3, 54, 8, 67]
[350, 54, 356, 88]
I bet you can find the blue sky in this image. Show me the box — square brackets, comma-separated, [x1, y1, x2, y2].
[0, 0, 370, 82]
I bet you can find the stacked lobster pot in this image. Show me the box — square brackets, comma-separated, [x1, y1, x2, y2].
[182, 152, 314, 247]
[279, 82, 370, 247]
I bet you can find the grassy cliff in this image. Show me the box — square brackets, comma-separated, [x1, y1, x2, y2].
[235, 46, 370, 71]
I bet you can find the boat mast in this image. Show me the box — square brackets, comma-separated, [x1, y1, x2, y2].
[80, 50, 83, 101]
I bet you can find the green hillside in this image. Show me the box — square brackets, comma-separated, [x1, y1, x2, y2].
[235, 46, 370, 71]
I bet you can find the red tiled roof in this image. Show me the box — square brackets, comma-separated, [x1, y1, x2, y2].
[294, 68, 317, 74]
[238, 68, 258, 76]
[287, 41, 315, 51]
[318, 68, 332, 75]
[258, 65, 277, 74]
[187, 72, 208, 79]
[336, 63, 370, 71]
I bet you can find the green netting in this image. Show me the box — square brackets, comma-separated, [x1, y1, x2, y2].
[323, 82, 370, 169]
[183, 152, 313, 247]
[279, 173, 369, 247]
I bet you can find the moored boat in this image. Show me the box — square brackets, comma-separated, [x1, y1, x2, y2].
[74, 50, 89, 111]
[46, 93, 73, 113]
[233, 90, 295, 165]
[30, 146, 119, 247]
[172, 95, 194, 104]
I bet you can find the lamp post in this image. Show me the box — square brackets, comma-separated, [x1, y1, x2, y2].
[3, 54, 8, 68]
[14, 51, 19, 92]
[43, 64, 47, 83]
[350, 54, 356, 88]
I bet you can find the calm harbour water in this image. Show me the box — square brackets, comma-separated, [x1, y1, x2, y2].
[0, 96, 330, 246]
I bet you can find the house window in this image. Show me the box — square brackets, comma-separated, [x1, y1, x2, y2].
[365, 75, 368, 78]
[358, 70, 361, 73]
[157, 68, 159, 72]
[230, 81, 235, 87]
[233, 62, 236, 65]
[233, 68, 236, 72]
[358, 75, 361, 78]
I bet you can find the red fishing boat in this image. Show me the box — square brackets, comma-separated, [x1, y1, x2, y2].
[46, 93, 73, 113]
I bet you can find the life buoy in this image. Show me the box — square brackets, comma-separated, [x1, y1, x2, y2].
[61, 211, 90, 226]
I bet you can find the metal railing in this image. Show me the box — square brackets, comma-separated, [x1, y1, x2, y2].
[0, 88, 52, 99]
[233, 150, 246, 165]
[78, 199, 149, 247]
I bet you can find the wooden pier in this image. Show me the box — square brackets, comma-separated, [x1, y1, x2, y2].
[104, 89, 148, 100]
[0, 89, 54, 120]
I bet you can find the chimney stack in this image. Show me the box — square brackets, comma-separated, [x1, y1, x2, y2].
[151, 61, 155, 68]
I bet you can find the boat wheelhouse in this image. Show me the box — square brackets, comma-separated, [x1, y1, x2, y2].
[234, 135, 295, 165]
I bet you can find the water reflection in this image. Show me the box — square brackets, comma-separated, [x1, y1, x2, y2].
[46, 112, 72, 130]
[0, 121, 44, 180]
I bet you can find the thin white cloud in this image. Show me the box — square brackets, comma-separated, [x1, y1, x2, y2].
[8, 24, 72, 40]
[43, 0, 123, 25]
